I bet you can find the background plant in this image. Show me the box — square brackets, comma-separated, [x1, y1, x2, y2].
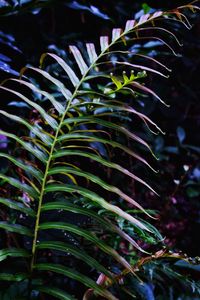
[0, 1, 200, 299]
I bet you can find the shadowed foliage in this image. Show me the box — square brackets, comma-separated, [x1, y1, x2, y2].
[0, 2, 200, 299]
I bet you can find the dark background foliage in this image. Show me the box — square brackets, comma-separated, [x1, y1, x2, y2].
[0, 0, 200, 298]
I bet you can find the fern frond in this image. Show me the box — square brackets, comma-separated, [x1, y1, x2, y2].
[0, 3, 198, 299]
